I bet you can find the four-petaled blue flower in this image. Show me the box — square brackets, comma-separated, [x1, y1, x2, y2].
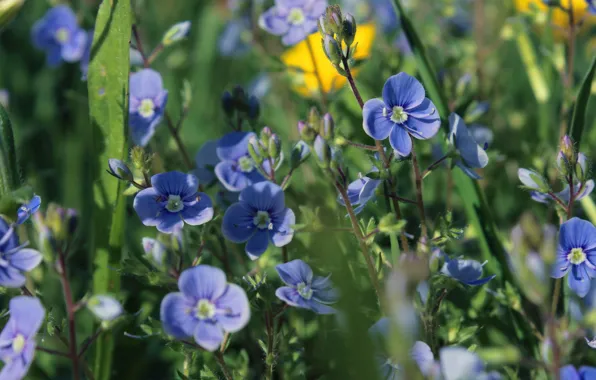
[32, 5, 88, 67]
[441, 256, 496, 286]
[275, 259, 337, 314]
[0, 296, 45, 380]
[160, 265, 250, 351]
[215, 132, 268, 192]
[337, 172, 381, 214]
[222, 181, 295, 259]
[16, 196, 41, 225]
[129, 69, 169, 147]
[448, 113, 489, 179]
[259, 0, 327, 46]
[552, 218, 596, 298]
[560, 365, 596, 380]
[0, 218, 42, 288]
[363, 73, 441, 157]
[133, 171, 214, 234]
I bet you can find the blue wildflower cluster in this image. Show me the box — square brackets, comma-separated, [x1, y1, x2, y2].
[4, 0, 596, 379]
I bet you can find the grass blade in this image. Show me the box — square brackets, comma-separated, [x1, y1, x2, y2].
[569, 54, 596, 149]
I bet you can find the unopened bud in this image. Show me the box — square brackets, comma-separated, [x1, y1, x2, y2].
[317, 15, 330, 36]
[322, 35, 342, 65]
[290, 141, 311, 169]
[308, 107, 321, 127]
[560, 135, 576, 167]
[162, 21, 191, 46]
[130, 146, 152, 173]
[221, 91, 234, 117]
[342, 14, 357, 46]
[325, 5, 343, 36]
[314, 137, 332, 168]
[248, 95, 260, 120]
[576, 153, 589, 182]
[67, 208, 78, 237]
[321, 113, 335, 140]
[107, 159, 133, 181]
[248, 136, 264, 165]
[298, 121, 316, 144]
[268, 134, 281, 159]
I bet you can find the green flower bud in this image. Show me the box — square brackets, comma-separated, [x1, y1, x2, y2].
[268, 134, 281, 160]
[576, 153, 589, 183]
[320, 113, 335, 140]
[316, 139, 332, 169]
[107, 159, 134, 181]
[317, 15, 330, 37]
[322, 35, 342, 65]
[298, 121, 316, 144]
[342, 14, 357, 46]
[325, 5, 343, 36]
[560, 135, 576, 167]
[248, 136, 264, 165]
[260, 127, 272, 149]
[290, 141, 310, 169]
[162, 21, 191, 47]
[308, 107, 321, 127]
[130, 146, 152, 173]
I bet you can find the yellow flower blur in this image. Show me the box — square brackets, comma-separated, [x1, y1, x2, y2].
[514, 0, 594, 37]
[281, 24, 376, 97]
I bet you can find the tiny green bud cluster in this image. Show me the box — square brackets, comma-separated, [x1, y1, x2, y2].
[318, 5, 357, 76]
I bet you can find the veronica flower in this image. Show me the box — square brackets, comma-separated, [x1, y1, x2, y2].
[16, 195, 41, 225]
[0, 296, 45, 380]
[441, 256, 496, 286]
[133, 171, 214, 234]
[259, 0, 327, 46]
[214, 132, 268, 192]
[194, 140, 219, 186]
[222, 181, 295, 259]
[448, 113, 489, 179]
[129, 69, 169, 147]
[363, 73, 441, 157]
[337, 172, 381, 214]
[552, 218, 596, 297]
[275, 259, 337, 314]
[560, 365, 596, 379]
[31, 5, 87, 66]
[160, 265, 250, 351]
[87, 295, 123, 322]
[0, 218, 42, 288]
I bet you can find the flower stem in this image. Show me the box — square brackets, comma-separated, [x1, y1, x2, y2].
[78, 328, 102, 358]
[280, 168, 294, 190]
[57, 248, 81, 380]
[215, 352, 233, 380]
[282, 246, 288, 263]
[305, 37, 328, 108]
[341, 47, 364, 108]
[37, 346, 71, 358]
[343, 139, 378, 151]
[332, 172, 385, 308]
[165, 112, 194, 170]
[410, 139, 428, 244]
[422, 153, 451, 179]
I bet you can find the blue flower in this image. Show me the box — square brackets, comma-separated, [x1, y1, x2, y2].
[133, 171, 213, 234]
[160, 265, 250, 351]
[441, 256, 496, 286]
[218, 17, 252, 56]
[16, 196, 41, 225]
[79, 30, 93, 80]
[0, 218, 42, 288]
[195, 140, 219, 186]
[411, 341, 440, 377]
[560, 365, 596, 380]
[275, 259, 337, 314]
[552, 218, 596, 298]
[31, 5, 88, 67]
[448, 113, 489, 179]
[129, 69, 169, 147]
[439, 347, 501, 380]
[586, 0, 596, 14]
[214, 132, 268, 192]
[368, 318, 401, 380]
[222, 182, 295, 259]
[531, 180, 595, 205]
[337, 172, 381, 214]
[87, 295, 123, 322]
[259, 0, 327, 46]
[0, 296, 45, 380]
[363, 73, 441, 157]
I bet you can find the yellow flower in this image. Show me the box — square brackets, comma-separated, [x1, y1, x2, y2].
[514, 0, 594, 38]
[281, 24, 376, 97]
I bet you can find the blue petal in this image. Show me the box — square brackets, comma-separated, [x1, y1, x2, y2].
[180, 193, 213, 226]
[130, 69, 164, 99]
[363, 98, 393, 141]
[579, 366, 596, 379]
[214, 284, 250, 332]
[389, 125, 412, 157]
[215, 160, 252, 192]
[439, 347, 484, 380]
[281, 25, 307, 46]
[276, 259, 313, 286]
[8, 249, 42, 272]
[410, 341, 435, 376]
[156, 212, 184, 234]
[245, 229, 270, 259]
[559, 218, 596, 253]
[216, 132, 254, 161]
[551, 254, 570, 279]
[178, 265, 227, 301]
[87, 295, 123, 321]
[239, 181, 285, 212]
[9, 296, 45, 337]
[275, 286, 310, 308]
[258, 7, 290, 36]
[560, 365, 580, 380]
[222, 203, 256, 243]
[465, 275, 496, 286]
[359, 178, 381, 204]
[129, 114, 158, 147]
[382, 72, 425, 109]
[441, 258, 484, 284]
[517, 168, 543, 189]
[569, 264, 591, 298]
[307, 300, 336, 314]
[61, 29, 87, 62]
[270, 208, 295, 247]
[455, 161, 482, 180]
[338, 177, 367, 206]
[0, 358, 29, 380]
[160, 292, 197, 339]
[0, 266, 26, 288]
[576, 180, 595, 201]
[449, 113, 488, 168]
[151, 171, 199, 198]
[195, 140, 219, 185]
[194, 320, 224, 352]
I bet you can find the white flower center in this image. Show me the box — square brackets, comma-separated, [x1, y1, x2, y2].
[237, 156, 255, 173]
[568, 247, 587, 265]
[195, 299, 216, 320]
[165, 195, 184, 212]
[253, 211, 271, 230]
[297, 282, 313, 300]
[287, 8, 305, 25]
[55, 28, 70, 43]
[138, 99, 156, 118]
[390, 106, 408, 124]
[12, 334, 25, 354]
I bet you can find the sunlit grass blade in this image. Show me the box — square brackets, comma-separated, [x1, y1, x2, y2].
[569, 54, 596, 149]
[0, 104, 20, 195]
[87, 0, 131, 379]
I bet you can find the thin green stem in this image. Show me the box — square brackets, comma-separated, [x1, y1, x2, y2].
[215, 352, 233, 380]
[422, 154, 451, 179]
[341, 47, 364, 108]
[410, 139, 428, 244]
[342, 139, 378, 151]
[165, 112, 194, 170]
[57, 247, 80, 380]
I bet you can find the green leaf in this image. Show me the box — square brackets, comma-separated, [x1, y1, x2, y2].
[0, 104, 20, 195]
[87, 1, 131, 379]
[569, 54, 596, 149]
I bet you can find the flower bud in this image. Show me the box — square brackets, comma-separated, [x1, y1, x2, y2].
[107, 159, 134, 181]
[268, 134, 281, 160]
[518, 168, 550, 193]
[181, 80, 192, 110]
[162, 21, 191, 46]
[308, 107, 321, 127]
[321, 113, 335, 140]
[130, 146, 152, 173]
[290, 141, 311, 169]
[325, 5, 343, 36]
[221, 91, 234, 117]
[247, 95, 260, 120]
[322, 35, 342, 64]
[342, 14, 357, 46]
[317, 15, 329, 36]
[576, 153, 589, 183]
[314, 137, 332, 168]
[560, 135, 576, 167]
[248, 136, 264, 165]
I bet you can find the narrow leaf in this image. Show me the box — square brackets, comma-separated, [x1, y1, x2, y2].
[569, 54, 596, 149]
